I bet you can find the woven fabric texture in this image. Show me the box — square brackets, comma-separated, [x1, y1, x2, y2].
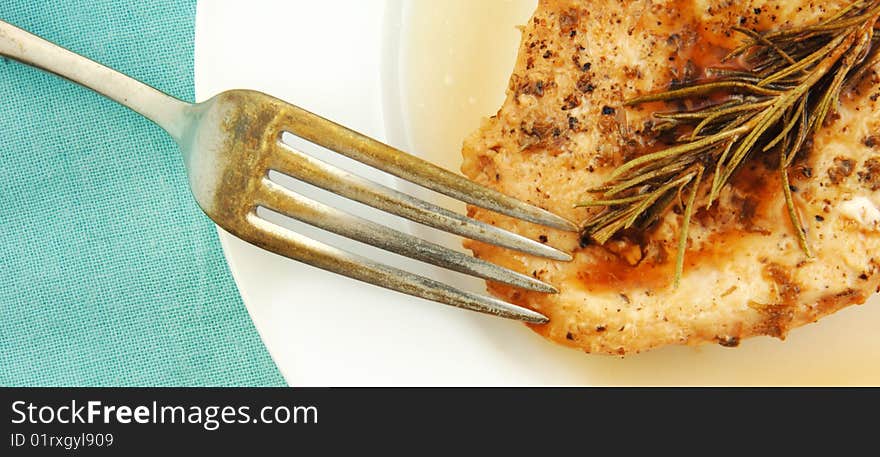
[0, 1, 285, 386]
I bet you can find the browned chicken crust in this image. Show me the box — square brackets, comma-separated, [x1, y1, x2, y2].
[461, 0, 880, 354]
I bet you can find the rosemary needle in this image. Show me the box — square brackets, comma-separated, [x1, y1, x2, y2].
[579, 1, 880, 286]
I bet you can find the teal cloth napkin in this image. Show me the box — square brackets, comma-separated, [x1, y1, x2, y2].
[0, 1, 286, 386]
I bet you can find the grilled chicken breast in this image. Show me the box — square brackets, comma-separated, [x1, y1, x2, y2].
[461, 0, 880, 354]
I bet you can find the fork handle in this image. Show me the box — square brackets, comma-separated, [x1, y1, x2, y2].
[0, 19, 192, 141]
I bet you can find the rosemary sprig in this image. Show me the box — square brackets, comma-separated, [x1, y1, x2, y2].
[578, 1, 880, 286]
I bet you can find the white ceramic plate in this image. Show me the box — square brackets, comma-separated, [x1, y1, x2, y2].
[195, 0, 880, 385]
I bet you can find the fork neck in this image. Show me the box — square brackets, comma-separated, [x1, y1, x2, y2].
[0, 19, 193, 142]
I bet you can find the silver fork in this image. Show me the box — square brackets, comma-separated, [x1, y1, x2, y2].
[0, 19, 576, 323]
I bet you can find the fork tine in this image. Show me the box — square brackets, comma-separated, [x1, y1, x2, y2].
[258, 179, 557, 293]
[241, 213, 549, 324]
[277, 103, 578, 232]
[270, 142, 573, 262]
